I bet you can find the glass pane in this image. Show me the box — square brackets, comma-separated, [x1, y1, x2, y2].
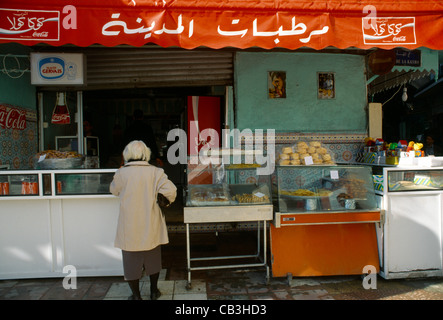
[276, 165, 377, 213]
[388, 170, 443, 192]
[0, 174, 39, 196]
[42, 91, 78, 151]
[55, 173, 114, 195]
[185, 165, 272, 207]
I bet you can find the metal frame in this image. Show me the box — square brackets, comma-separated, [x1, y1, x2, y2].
[186, 220, 269, 289]
[184, 205, 272, 289]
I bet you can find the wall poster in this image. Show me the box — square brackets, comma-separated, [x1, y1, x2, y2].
[318, 72, 335, 99]
[268, 71, 286, 99]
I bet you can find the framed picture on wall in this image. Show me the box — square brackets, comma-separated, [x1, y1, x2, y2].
[318, 72, 335, 99]
[268, 71, 286, 99]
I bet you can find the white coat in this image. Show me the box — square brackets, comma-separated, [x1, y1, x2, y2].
[110, 161, 177, 251]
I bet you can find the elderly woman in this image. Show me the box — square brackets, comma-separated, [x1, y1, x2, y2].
[110, 140, 177, 300]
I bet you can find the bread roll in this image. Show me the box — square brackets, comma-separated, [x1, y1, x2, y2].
[290, 160, 301, 165]
[298, 142, 308, 149]
[318, 147, 327, 155]
[322, 154, 332, 161]
[282, 147, 293, 154]
[310, 141, 321, 148]
[311, 153, 319, 160]
[290, 153, 300, 160]
[279, 153, 290, 160]
[279, 159, 290, 165]
[308, 147, 316, 154]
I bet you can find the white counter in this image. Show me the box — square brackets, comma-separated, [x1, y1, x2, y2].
[376, 166, 443, 279]
[0, 169, 123, 280]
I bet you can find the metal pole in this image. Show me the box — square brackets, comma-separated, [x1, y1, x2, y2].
[186, 223, 191, 287]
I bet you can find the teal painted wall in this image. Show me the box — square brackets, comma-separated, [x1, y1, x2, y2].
[234, 52, 367, 133]
[0, 43, 35, 109]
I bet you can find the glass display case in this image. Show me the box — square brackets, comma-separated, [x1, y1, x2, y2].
[387, 169, 443, 192]
[271, 165, 381, 278]
[0, 169, 116, 197]
[54, 171, 113, 195]
[274, 165, 378, 214]
[0, 173, 40, 196]
[185, 164, 272, 207]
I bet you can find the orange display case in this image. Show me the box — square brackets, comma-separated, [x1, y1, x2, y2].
[271, 164, 382, 278]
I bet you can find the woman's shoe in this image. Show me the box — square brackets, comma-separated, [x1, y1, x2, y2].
[150, 289, 161, 300]
[128, 294, 142, 300]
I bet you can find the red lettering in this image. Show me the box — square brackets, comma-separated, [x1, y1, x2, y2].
[0, 106, 27, 130]
[42, 66, 63, 74]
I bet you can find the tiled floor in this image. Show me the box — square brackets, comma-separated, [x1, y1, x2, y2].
[1, 231, 443, 300]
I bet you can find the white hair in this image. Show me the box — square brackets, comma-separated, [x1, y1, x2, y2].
[123, 140, 151, 163]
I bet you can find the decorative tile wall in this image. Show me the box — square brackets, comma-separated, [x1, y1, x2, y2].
[0, 103, 38, 169]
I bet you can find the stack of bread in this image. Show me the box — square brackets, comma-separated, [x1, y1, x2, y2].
[277, 141, 334, 165]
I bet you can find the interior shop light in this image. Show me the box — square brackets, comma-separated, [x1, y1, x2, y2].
[402, 86, 408, 102]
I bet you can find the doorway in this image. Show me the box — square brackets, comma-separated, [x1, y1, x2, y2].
[82, 86, 225, 224]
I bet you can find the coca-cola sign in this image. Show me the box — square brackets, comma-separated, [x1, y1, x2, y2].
[0, 104, 27, 130]
[0, 8, 60, 41]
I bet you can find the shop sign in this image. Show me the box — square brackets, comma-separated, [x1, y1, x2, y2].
[362, 17, 416, 46]
[1, 2, 442, 50]
[395, 49, 421, 67]
[0, 104, 27, 130]
[0, 8, 60, 41]
[30, 53, 85, 85]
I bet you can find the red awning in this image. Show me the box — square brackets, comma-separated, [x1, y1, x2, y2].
[1, 0, 443, 50]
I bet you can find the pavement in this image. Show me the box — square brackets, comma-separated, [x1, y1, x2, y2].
[2, 269, 443, 301]
[1, 231, 443, 301]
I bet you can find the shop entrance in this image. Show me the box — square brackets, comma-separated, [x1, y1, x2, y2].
[38, 86, 225, 224]
[82, 86, 225, 224]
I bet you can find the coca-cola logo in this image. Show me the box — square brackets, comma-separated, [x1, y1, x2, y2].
[362, 17, 416, 45]
[51, 113, 70, 124]
[0, 6, 77, 42]
[0, 105, 27, 130]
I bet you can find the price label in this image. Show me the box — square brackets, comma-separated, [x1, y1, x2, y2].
[330, 170, 339, 180]
[304, 156, 313, 165]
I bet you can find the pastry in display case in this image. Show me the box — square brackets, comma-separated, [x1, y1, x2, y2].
[187, 184, 231, 206]
[275, 165, 378, 213]
[277, 140, 335, 166]
[185, 162, 272, 207]
[33, 150, 84, 169]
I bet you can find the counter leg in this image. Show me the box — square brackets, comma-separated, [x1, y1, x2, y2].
[256, 220, 261, 257]
[186, 223, 192, 289]
[263, 220, 267, 265]
[264, 220, 269, 285]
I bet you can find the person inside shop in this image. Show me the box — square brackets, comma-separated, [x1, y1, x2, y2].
[124, 109, 163, 166]
[83, 119, 94, 137]
[110, 140, 177, 300]
[424, 132, 443, 156]
[83, 119, 99, 157]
